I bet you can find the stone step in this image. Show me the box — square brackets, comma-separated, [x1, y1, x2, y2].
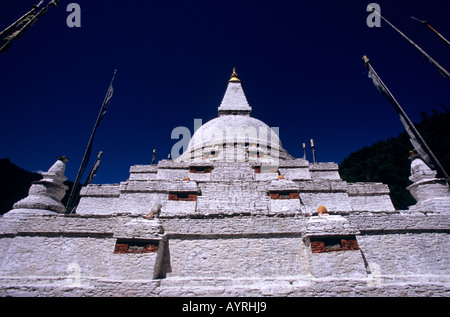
[159, 276, 308, 287]
[157, 276, 310, 297]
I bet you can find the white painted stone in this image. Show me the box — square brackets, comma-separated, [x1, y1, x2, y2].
[407, 157, 450, 214]
[6, 157, 69, 216]
[305, 215, 360, 237]
[1, 72, 449, 297]
[218, 81, 252, 113]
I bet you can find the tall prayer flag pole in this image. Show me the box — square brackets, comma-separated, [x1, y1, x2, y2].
[0, 1, 59, 53]
[411, 16, 450, 46]
[66, 70, 117, 214]
[362, 56, 450, 184]
[370, 8, 449, 78]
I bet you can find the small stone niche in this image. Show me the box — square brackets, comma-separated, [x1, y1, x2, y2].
[254, 165, 278, 174]
[253, 166, 261, 174]
[310, 236, 359, 253]
[189, 166, 213, 173]
[269, 191, 299, 200]
[113, 239, 159, 254]
[168, 192, 198, 201]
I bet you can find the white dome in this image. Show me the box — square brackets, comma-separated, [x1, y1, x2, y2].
[176, 69, 293, 163]
[177, 114, 293, 162]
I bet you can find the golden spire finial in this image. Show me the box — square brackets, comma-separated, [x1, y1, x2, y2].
[229, 67, 240, 83]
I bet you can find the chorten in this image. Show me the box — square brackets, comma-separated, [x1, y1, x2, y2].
[7, 156, 69, 215]
[407, 154, 450, 214]
[0, 70, 448, 297]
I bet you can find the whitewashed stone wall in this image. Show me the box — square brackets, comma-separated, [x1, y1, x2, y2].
[128, 165, 158, 181]
[347, 183, 396, 212]
[75, 162, 396, 217]
[1, 159, 448, 297]
[165, 237, 308, 278]
[358, 233, 449, 276]
[0, 236, 159, 282]
[0, 213, 165, 291]
[309, 250, 367, 278]
[196, 181, 270, 215]
[77, 184, 121, 215]
[309, 163, 341, 180]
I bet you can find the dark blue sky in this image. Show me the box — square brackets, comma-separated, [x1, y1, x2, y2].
[1, 0, 449, 184]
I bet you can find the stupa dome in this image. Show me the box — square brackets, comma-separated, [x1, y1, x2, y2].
[177, 69, 293, 163]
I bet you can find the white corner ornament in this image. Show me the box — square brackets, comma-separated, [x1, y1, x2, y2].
[5, 156, 70, 216]
[406, 155, 450, 214]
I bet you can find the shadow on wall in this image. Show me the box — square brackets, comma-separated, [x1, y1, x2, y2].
[158, 238, 171, 279]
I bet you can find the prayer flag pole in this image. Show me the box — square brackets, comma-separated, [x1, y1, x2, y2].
[370, 9, 449, 78]
[362, 56, 449, 183]
[65, 70, 117, 214]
